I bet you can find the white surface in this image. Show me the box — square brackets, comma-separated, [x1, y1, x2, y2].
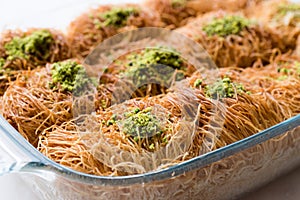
[0, 0, 300, 199]
[0, 0, 140, 31]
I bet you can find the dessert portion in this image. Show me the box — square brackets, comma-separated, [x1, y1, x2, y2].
[67, 4, 163, 58]
[0, 29, 72, 95]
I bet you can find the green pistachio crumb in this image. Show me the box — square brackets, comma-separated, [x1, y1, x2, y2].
[194, 79, 203, 87]
[143, 107, 152, 113]
[205, 77, 247, 98]
[149, 143, 155, 150]
[0, 58, 5, 69]
[277, 3, 300, 16]
[124, 47, 184, 87]
[93, 19, 102, 29]
[121, 107, 162, 140]
[49, 61, 96, 94]
[111, 114, 117, 121]
[127, 47, 183, 69]
[133, 136, 139, 142]
[203, 16, 250, 37]
[100, 99, 108, 108]
[99, 7, 138, 28]
[106, 120, 114, 126]
[277, 67, 290, 74]
[162, 135, 169, 144]
[277, 75, 288, 81]
[4, 30, 53, 61]
[106, 114, 118, 126]
[133, 108, 141, 114]
[106, 114, 117, 126]
[171, 0, 186, 8]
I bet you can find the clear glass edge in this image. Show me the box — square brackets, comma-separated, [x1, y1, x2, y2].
[0, 114, 300, 186]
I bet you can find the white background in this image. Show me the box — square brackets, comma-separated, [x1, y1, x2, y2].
[0, 0, 140, 31]
[0, 0, 300, 199]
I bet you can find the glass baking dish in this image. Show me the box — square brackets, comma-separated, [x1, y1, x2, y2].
[0, 113, 300, 200]
[1, 0, 300, 199]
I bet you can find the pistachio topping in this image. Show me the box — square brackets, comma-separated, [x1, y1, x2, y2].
[276, 65, 290, 81]
[106, 114, 117, 126]
[4, 30, 54, 61]
[124, 47, 184, 86]
[121, 107, 162, 140]
[171, 0, 186, 8]
[277, 67, 291, 74]
[0, 58, 5, 69]
[205, 77, 247, 98]
[203, 16, 250, 37]
[277, 3, 300, 16]
[193, 78, 203, 88]
[99, 7, 138, 28]
[127, 47, 183, 69]
[277, 75, 288, 81]
[276, 61, 300, 80]
[49, 61, 96, 94]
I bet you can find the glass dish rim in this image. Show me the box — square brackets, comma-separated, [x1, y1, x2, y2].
[1, 114, 299, 186]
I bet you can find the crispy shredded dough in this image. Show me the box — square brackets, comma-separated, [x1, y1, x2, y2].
[0, 29, 72, 95]
[0, 2, 299, 195]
